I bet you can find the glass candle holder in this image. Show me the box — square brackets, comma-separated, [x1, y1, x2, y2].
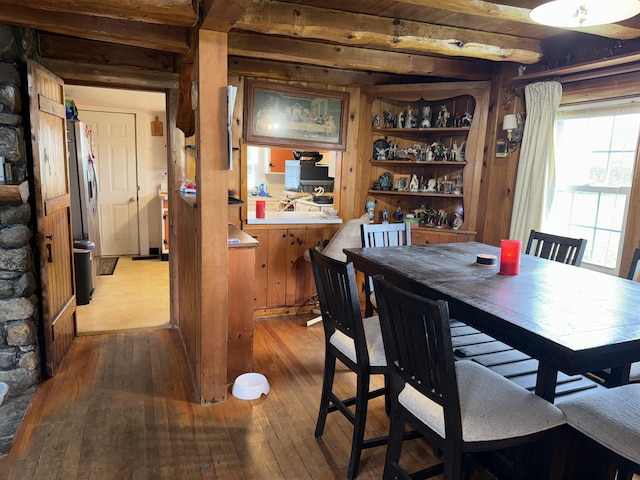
[500, 239, 522, 275]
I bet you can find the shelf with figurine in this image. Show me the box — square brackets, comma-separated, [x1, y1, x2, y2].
[360, 81, 491, 240]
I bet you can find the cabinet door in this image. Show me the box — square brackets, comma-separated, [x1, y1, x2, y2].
[412, 229, 476, 245]
[243, 228, 270, 308]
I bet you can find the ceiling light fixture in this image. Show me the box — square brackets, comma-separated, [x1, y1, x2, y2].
[530, 0, 640, 28]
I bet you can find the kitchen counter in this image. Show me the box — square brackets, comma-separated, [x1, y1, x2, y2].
[246, 211, 342, 225]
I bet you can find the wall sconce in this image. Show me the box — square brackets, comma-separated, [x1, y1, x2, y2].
[501, 113, 524, 156]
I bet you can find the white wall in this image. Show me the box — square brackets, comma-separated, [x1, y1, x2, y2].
[64, 85, 167, 255]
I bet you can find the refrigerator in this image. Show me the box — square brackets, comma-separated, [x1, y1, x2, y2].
[67, 120, 100, 303]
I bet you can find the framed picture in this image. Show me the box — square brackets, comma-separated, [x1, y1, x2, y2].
[394, 174, 411, 191]
[244, 80, 349, 150]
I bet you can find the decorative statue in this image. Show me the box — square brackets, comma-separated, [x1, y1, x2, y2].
[462, 111, 473, 127]
[365, 199, 376, 223]
[421, 105, 431, 128]
[409, 174, 419, 192]
[388, 140, 398, 159]
[397, 111, 405, 129]
[383, 109, 395, 128]
[426, 178, 437, 192]
[450, 142, 458, 161]
[381, 206, 389, 223]
[394, 207, 404, 223]
[372, 113, 381, 129]
[374, 145, 389, 160]
[404, 106, 413, 129]
[436, 105, 450, 128]
[452, 204, 464, 230]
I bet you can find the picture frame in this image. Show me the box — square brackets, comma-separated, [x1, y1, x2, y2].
[244, 80, 349, 150]
[394, 174, 411, 191]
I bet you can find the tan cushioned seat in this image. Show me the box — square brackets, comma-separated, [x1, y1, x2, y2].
[557, 383, 640, 464]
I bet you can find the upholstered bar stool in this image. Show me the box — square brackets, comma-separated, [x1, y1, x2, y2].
[556, 384, 640, 479]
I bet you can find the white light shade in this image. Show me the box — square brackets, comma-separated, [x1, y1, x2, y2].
[530, 0, 640, 28]
[503, 114, 518, 131]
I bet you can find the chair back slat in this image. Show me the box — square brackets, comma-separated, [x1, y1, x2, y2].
[525, 229, 587, 266]
[361, 223, 412, 248]
[373, 276, 461, 425]
[627, 247, 640, 281]
[309, 247, 369, 363]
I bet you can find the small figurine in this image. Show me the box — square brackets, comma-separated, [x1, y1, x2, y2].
[436, 105, 450, 128]
[383, 109, 395, 128]
[372, 113, 381, 129]
[405, 106, 413, 129]
[395, 207, 404, 223]
[365, 199, 376, 223]
[388, 140, 398, 159]
[453, 111, 462, 128]
[452, 204, 464, 230]
[426, 178, 437, 192]
[397, 111, 405, 128]
[409, 174, 419, 192]
[450, 142, 458, 161]
[374, 145, 389, 160]
[421, 105, 431, 128]
[462, 111, 473, 127]
[381, 206, 389, 224]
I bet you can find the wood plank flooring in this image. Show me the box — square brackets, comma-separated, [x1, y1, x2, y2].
[0, 317, 444, 479]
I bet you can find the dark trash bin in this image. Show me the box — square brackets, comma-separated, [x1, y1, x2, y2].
[73, 240, 95, 305]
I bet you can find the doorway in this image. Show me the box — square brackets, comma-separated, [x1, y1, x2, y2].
[81, 110, 140, 256]
[64, 85, 171, 334]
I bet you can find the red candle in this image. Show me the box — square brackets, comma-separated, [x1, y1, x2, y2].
[500, 239, 522, 275]
[256, 200, 266, 218]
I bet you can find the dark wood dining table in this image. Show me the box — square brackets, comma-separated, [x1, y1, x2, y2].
[345, 242, 640, 402]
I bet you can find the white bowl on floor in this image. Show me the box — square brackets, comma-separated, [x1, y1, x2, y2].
[0, 382, 8, 406]
[232, 373, 270, 400]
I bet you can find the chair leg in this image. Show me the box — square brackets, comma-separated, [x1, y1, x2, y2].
[383, 405, 405, 480]
[347, 371, 370, 480]
[444, 446, 464, 480]
[315, 350, 337, 438]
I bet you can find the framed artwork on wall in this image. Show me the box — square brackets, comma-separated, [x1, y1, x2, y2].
[244, 80, 349, 150]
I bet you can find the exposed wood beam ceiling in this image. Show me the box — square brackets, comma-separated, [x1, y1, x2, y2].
[235, 2, 543, 64]
[1, 0, 639, 89]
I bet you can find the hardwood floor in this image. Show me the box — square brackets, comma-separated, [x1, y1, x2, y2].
[0, 316, 446, 479]
[76, 256, 170, 335]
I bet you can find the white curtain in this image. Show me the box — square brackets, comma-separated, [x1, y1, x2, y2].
[509, 81, 562, 242]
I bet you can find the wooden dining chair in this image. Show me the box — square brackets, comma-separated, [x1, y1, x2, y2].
[308, 247, 388, 480]
[360, 222, 412, 317]
[372, 276, 566, 480]
[525, 229, 587, 266]
[626, 248, 640, 382]
[588, 247, 640, 386]
[556, 383, 640, 479]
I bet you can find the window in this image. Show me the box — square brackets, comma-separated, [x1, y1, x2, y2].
[543, 100, 640, 274]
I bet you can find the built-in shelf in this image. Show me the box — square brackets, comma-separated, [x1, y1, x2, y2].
[368, 189, 463, 198]
[0, 181, 29, 204]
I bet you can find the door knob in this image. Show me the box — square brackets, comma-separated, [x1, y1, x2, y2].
[129, 197, 135, 203]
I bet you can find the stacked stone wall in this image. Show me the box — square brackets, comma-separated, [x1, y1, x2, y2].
[0, 25, 41, 395]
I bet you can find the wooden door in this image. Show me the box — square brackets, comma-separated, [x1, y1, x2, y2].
[81, 111, 139, 256]
[27, 60, 76, 376]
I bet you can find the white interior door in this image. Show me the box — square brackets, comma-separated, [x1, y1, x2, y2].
[81, 111, 139, 256]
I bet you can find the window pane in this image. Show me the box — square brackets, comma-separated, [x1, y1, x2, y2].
[569, 192, 598, 226]
[545, 101, 640, 273]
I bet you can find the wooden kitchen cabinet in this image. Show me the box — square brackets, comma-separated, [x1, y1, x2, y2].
[244, 224, 339, 316]
[411, 227, 476, 245]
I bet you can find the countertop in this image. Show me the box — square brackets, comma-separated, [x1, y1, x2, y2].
[246, 211, 343, 225]
[228, 224, 259, 247]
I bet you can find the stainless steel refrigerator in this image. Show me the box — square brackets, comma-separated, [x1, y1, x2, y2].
[67, 120, 100, 303]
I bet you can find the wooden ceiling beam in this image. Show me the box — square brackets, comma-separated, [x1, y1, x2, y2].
[39, 34, 176, 73]
[228, 32, 494, 80]
[236, 2, 543, 64]
[228, 56, 437, 86]
[200, 0, 253, 32]
[40, 58, 179, 90]
[0, 5, 189, 53]
[0, 0, 197, 27]
[394, 0, 640, 40]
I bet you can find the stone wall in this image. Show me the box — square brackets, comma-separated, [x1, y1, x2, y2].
[0, 25, 41, 397]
